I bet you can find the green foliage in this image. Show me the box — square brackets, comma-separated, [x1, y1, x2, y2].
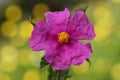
[80, 6, 88, 12]
[29, 16, 35, 27]
[47, 66, 56, 80]
[47, 67, 71, 80]
[86, 59, 91, 68]
[76, 6, 88, 12]
[60, 69, 71, 80]
[40, 56, 49, 69]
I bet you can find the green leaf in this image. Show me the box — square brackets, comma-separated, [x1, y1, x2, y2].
[47, 67, 71, 80]
[40, 56, 49, 69]
[86, 59, 91, 68]
[47, 66, 56, 80]
[60, 69, 71, 80]
[77, 6, 88, 12]
[29, 16, 35, 27]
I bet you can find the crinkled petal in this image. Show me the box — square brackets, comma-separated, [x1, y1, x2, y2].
[45, 8, 70, 34]
[29, 20, 48, 51]
[45, 41, 58, 63]
[71, 42, 92, 65]
[45, 42, 71, 70]
[68, 11, 95, 40]
[45, 8, 70, 25]
[45, 41, 92, 70]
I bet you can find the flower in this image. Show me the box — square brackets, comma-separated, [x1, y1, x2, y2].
[29, 8, 96, 70]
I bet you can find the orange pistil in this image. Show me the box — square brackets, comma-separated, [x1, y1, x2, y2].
[58, 32, 69, 43]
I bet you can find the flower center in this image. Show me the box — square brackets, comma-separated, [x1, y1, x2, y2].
[58, 32, 69, 43]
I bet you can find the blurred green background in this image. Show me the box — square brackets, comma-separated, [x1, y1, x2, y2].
[0, 0, 120, 80]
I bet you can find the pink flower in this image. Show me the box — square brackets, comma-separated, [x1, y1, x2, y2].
[29, 8, 96, 70]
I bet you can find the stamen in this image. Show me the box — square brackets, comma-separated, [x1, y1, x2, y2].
[58, 32, 69, 43]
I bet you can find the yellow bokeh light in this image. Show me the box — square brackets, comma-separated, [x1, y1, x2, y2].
[0, 45, 18, 72]
[19, 20, 33, 39]
[93, 5, 111, 22]
[19, 49, 30, 66]
[0, 73, 11, 80]
[33, 3, 49, 16]
[1, 21, 17, 38]
[93, 58, 110, 74]
[111, 64, 120, 80]
[72, 61, 89, 75]
[33, 15, 45, 22]
[5, 4, 22, 21]
[32, 3, 49, 21]
[111, 0, 120, 3]
[94, 22, 112, 42]
[23, 70, 41, 80]
[93, 3, 114, 42]
[10, 34, 27, 47]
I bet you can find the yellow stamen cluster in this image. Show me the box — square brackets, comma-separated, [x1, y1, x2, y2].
[58, 32, 69, 43]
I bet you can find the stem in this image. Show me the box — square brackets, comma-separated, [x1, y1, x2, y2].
[56, 70, 61, 80]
